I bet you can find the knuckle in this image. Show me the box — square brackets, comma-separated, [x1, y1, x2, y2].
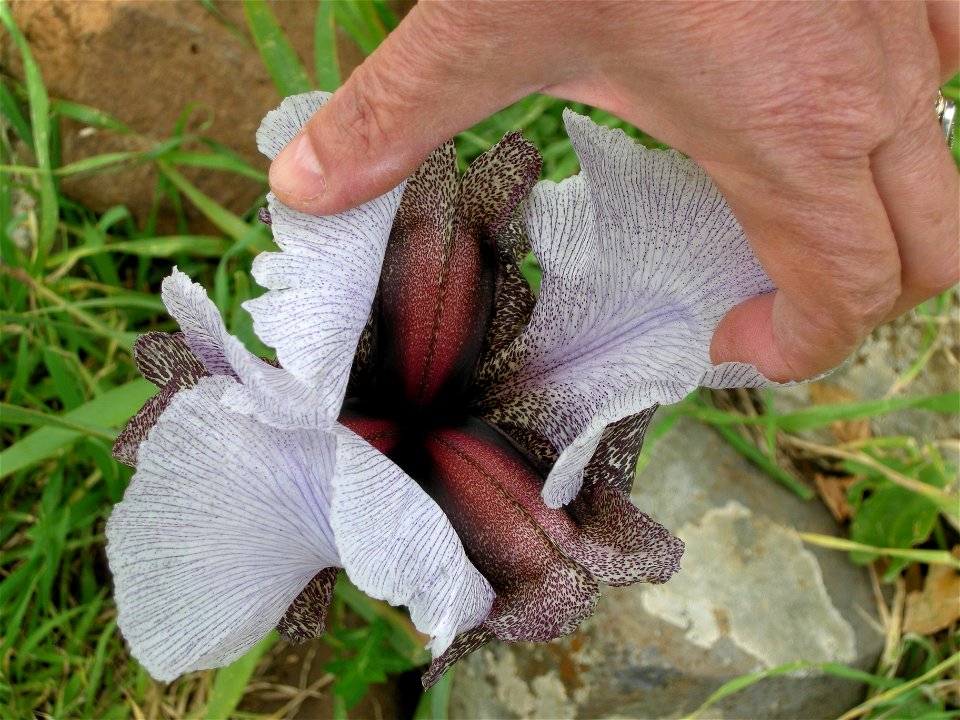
[331, 65, 394, 152]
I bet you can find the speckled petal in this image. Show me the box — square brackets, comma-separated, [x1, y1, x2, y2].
[113, 333, 209, 466]
[421, 626, 495, 690]
[583, 407, 658, 495]
[133, 332, 207, 388]
[424, 422, 599, 644]
[482, 111, 777, 507]
[277, 567, 340, 643]
[247, 91, 405, 418]
[106, 376, 341, 682]
[329, 428, 495, 657]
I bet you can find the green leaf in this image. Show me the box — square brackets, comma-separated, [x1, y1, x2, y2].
[160, 150, 267, 183]
[0, 402, 117, 440]
[849, 484, 941, 569]
[50, 99, 135, 135]
[243, 0, 313, 96]
[684, 392, 959, 432]
[0, 379, 156, 479]
[685, 661, 898, 720]
[193, 632, 278, 720]
[314, 0, 342, 91]
[0, 78, 32, 147]
[325, 620, 416, 710]
[156, 161, 268, 247]
[0, 2, 58, 267]
[46, 235, 230, 267]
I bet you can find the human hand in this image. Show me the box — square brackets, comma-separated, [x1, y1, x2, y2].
[268, 0, 959, 382]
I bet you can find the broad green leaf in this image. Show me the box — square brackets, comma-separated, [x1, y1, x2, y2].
[325, 620, 416, 710]
[849, 484, 941, 570]
[243, 0, 313, 96]
[0, 402, 117, 440]
[0, 380, 156, 479]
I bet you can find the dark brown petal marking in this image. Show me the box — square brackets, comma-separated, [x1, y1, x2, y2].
[456, 132, 542, 239]
[134, 332, 207, 389]
[424, 421, 598, 644]
[113, 333, 210, 467]
[421, 626, 495, 689]
[378, 141, 480, 410]
[582, 406, 658, 494]
[474, 220, 536, 388]
[565, 481, 683, 586]
[276, 566, 339, 643]
[112, 384, 179, 467]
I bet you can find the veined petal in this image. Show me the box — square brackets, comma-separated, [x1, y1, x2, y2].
[483, 111, 777, 507]
[162, 268, 331, 428]
[256, 91, 329, 161]
[246, 91, 405, 415]
[329, 428, 495, 657]
[106, 376, 340, 682]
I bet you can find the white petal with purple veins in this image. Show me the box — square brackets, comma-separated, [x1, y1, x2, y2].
[487, 111, 777, 507]
[329, 429, 495, 656]
[106, 376, 340, 681]
[246, 92, 405, 415]
[256, 91, 329, 161]
[162, 268, 331, 429]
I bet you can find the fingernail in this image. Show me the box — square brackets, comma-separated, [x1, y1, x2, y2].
[269, 132, 326, 201]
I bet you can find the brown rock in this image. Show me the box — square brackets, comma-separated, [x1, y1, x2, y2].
[4, 0, 373, 230]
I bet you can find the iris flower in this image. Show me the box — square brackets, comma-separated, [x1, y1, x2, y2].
[107, 92, 777, 688]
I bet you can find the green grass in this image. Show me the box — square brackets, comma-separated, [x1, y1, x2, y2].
[2, 1, 958, 718]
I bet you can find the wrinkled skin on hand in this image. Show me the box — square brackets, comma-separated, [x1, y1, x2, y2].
[269, 0, 960, 383]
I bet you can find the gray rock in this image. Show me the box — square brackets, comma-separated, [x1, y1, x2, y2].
[450, 417, 885, 720]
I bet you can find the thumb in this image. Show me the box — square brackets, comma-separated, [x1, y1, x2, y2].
[268, 4, 533, 215]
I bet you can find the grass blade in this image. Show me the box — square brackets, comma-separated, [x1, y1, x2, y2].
[193, 632, 278, 720]
[314, 0, 342, 91]
[243, 0, 313, 96]
[0, 402, 117, 440]
[796, 532, 960, 568]
[0, 379, 156, 479]
[0, 2, 58, 267]
[711, 423, 813, 499]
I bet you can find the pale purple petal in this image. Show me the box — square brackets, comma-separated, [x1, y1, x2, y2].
[161, 268, 331, 429]
[106, 376, 340, 681]
[329, 428, 495, 656]
[246, 92, 406, 417]
[484, 111, 778, 507]
[256, 91, 330, 161]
